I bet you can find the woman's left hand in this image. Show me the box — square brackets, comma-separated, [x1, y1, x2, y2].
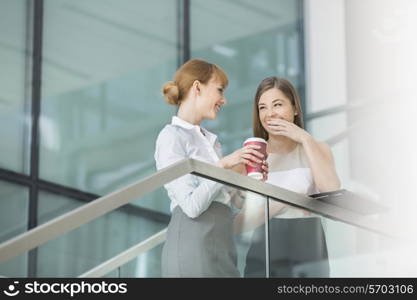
[231, 158, 269, 181]
[266, 119, 310, 144]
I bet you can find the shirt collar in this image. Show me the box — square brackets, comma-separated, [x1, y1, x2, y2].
[171, 116, 218, 145]
[171, 116, 197, 130]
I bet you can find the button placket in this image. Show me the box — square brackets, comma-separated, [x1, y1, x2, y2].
[195, 127, 218, 162]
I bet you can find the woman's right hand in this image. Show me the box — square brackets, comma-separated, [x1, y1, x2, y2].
[217, 144, 266, 170]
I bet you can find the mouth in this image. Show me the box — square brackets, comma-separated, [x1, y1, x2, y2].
[264, 119, 274, 126]
[264, 119, 279, 129]
[265, 118, 285, 125]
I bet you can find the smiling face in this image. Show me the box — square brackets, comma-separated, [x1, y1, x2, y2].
[258, 88, 297, 135]
[197, 77, 227, 120]
[252, 77, 304, 140]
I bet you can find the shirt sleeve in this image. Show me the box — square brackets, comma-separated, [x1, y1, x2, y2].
[154, 127, 223, 218]
[214, 139, 223, 158]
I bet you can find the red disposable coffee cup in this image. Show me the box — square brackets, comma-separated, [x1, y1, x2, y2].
[243, 137, 267, 180]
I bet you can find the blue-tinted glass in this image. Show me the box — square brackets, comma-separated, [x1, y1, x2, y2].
[0, 0, 31, 174]
[40, 0, 177, 199]
[191, 0, 303, 155]
[0, 180, 29, 277]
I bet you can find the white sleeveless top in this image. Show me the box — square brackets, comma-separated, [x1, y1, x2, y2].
[266, 143, 318, 219]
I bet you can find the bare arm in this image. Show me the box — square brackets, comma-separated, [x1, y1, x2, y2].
[266, 119, 341, 192]
[233, 195, 285, 234]
[301, 135, 341, 192]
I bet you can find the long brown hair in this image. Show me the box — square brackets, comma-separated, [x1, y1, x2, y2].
[162, 59, 228, 105]
[253, 77, 304, 140]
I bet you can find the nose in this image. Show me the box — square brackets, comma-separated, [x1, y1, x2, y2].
[221, 97, 227, 105]
[266, 107, 276, 117]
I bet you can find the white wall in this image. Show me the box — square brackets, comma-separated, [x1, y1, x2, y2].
[304, 0, 417, 276]
[304, 0, 347, 112]
[345, 0, 417, 275]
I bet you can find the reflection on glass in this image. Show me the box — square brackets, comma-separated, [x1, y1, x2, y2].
[263, 197, 417, 277]
[235, 191, 268, 277]
[322, 215, 417, 277]
[0, 0, 31, 173]
[105, 175, 268, 278]
[36, 189, 168, 277]
[0, 181, 29, 277]
[106, 244, 164, 278]
[265, 203, 330, 278]
[40, 0, 177, 199]
[159, 175, 256, 278]
[191, 0, 303, 156]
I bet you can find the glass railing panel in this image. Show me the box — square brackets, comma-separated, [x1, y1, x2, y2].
[31, 187, 170, 277]
[266, 197, 417, 277]
[0, 172, 268, 278]
[100, 174, 268, 278]
[236, 191, 268, 278]
[324, 216, 416, 277]
[4, 159, 400, 278]
[265, 202, 338, 278]
[129, 186, 170, 215]
[103, 244, 164, 278]
[102, 269, 118, 278]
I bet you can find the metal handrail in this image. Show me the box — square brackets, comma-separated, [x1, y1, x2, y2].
[0, 159, 192, 264]
[77, 125, 378, 278]
[79, 229, 167, 278]
[0, 158, 390, 266]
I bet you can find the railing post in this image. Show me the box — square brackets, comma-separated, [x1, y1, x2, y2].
[265, 196, 270, 278]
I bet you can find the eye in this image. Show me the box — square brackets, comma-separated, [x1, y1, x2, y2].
[217, 88, 224, 94]
[274, 103, 282, 107]
[258, 106, 265, 110]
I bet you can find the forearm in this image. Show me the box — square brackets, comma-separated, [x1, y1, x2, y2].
[166, 175, 223, 218]
[233, 206, 264, 234]
[233, 200, 285, 234]
[231, 163, 246, 175]
[301, 135, 341, 192]
[217, 157, 246, 176]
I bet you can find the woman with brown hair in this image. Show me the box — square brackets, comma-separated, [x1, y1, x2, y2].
[155, 59, 267, 277]
[244, 76, 340, 277]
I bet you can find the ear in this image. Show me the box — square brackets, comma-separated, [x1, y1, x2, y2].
[292, 104, 298, 116]
[192, 80, 201, 94]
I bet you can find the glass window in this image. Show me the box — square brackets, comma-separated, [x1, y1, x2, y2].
[0, 180, 29, 277]
[36, 189, 168, 277]
[39, 0, 177, 197]
[307, 112, 347, 143]
[0, 0, 32, 174]
[306, 112, 351, 192]
[191, 0, 303, 155]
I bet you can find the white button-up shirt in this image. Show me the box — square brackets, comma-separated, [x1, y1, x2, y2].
[154, 116, 231, 218]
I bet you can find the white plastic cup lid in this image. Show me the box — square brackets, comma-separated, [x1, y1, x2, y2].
[243, 137, 267, 144]
[247, 172, 263, 180]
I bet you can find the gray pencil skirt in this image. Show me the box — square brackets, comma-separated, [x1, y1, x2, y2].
[244, 217, 329, 278]
[161, 202, 240, 277]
